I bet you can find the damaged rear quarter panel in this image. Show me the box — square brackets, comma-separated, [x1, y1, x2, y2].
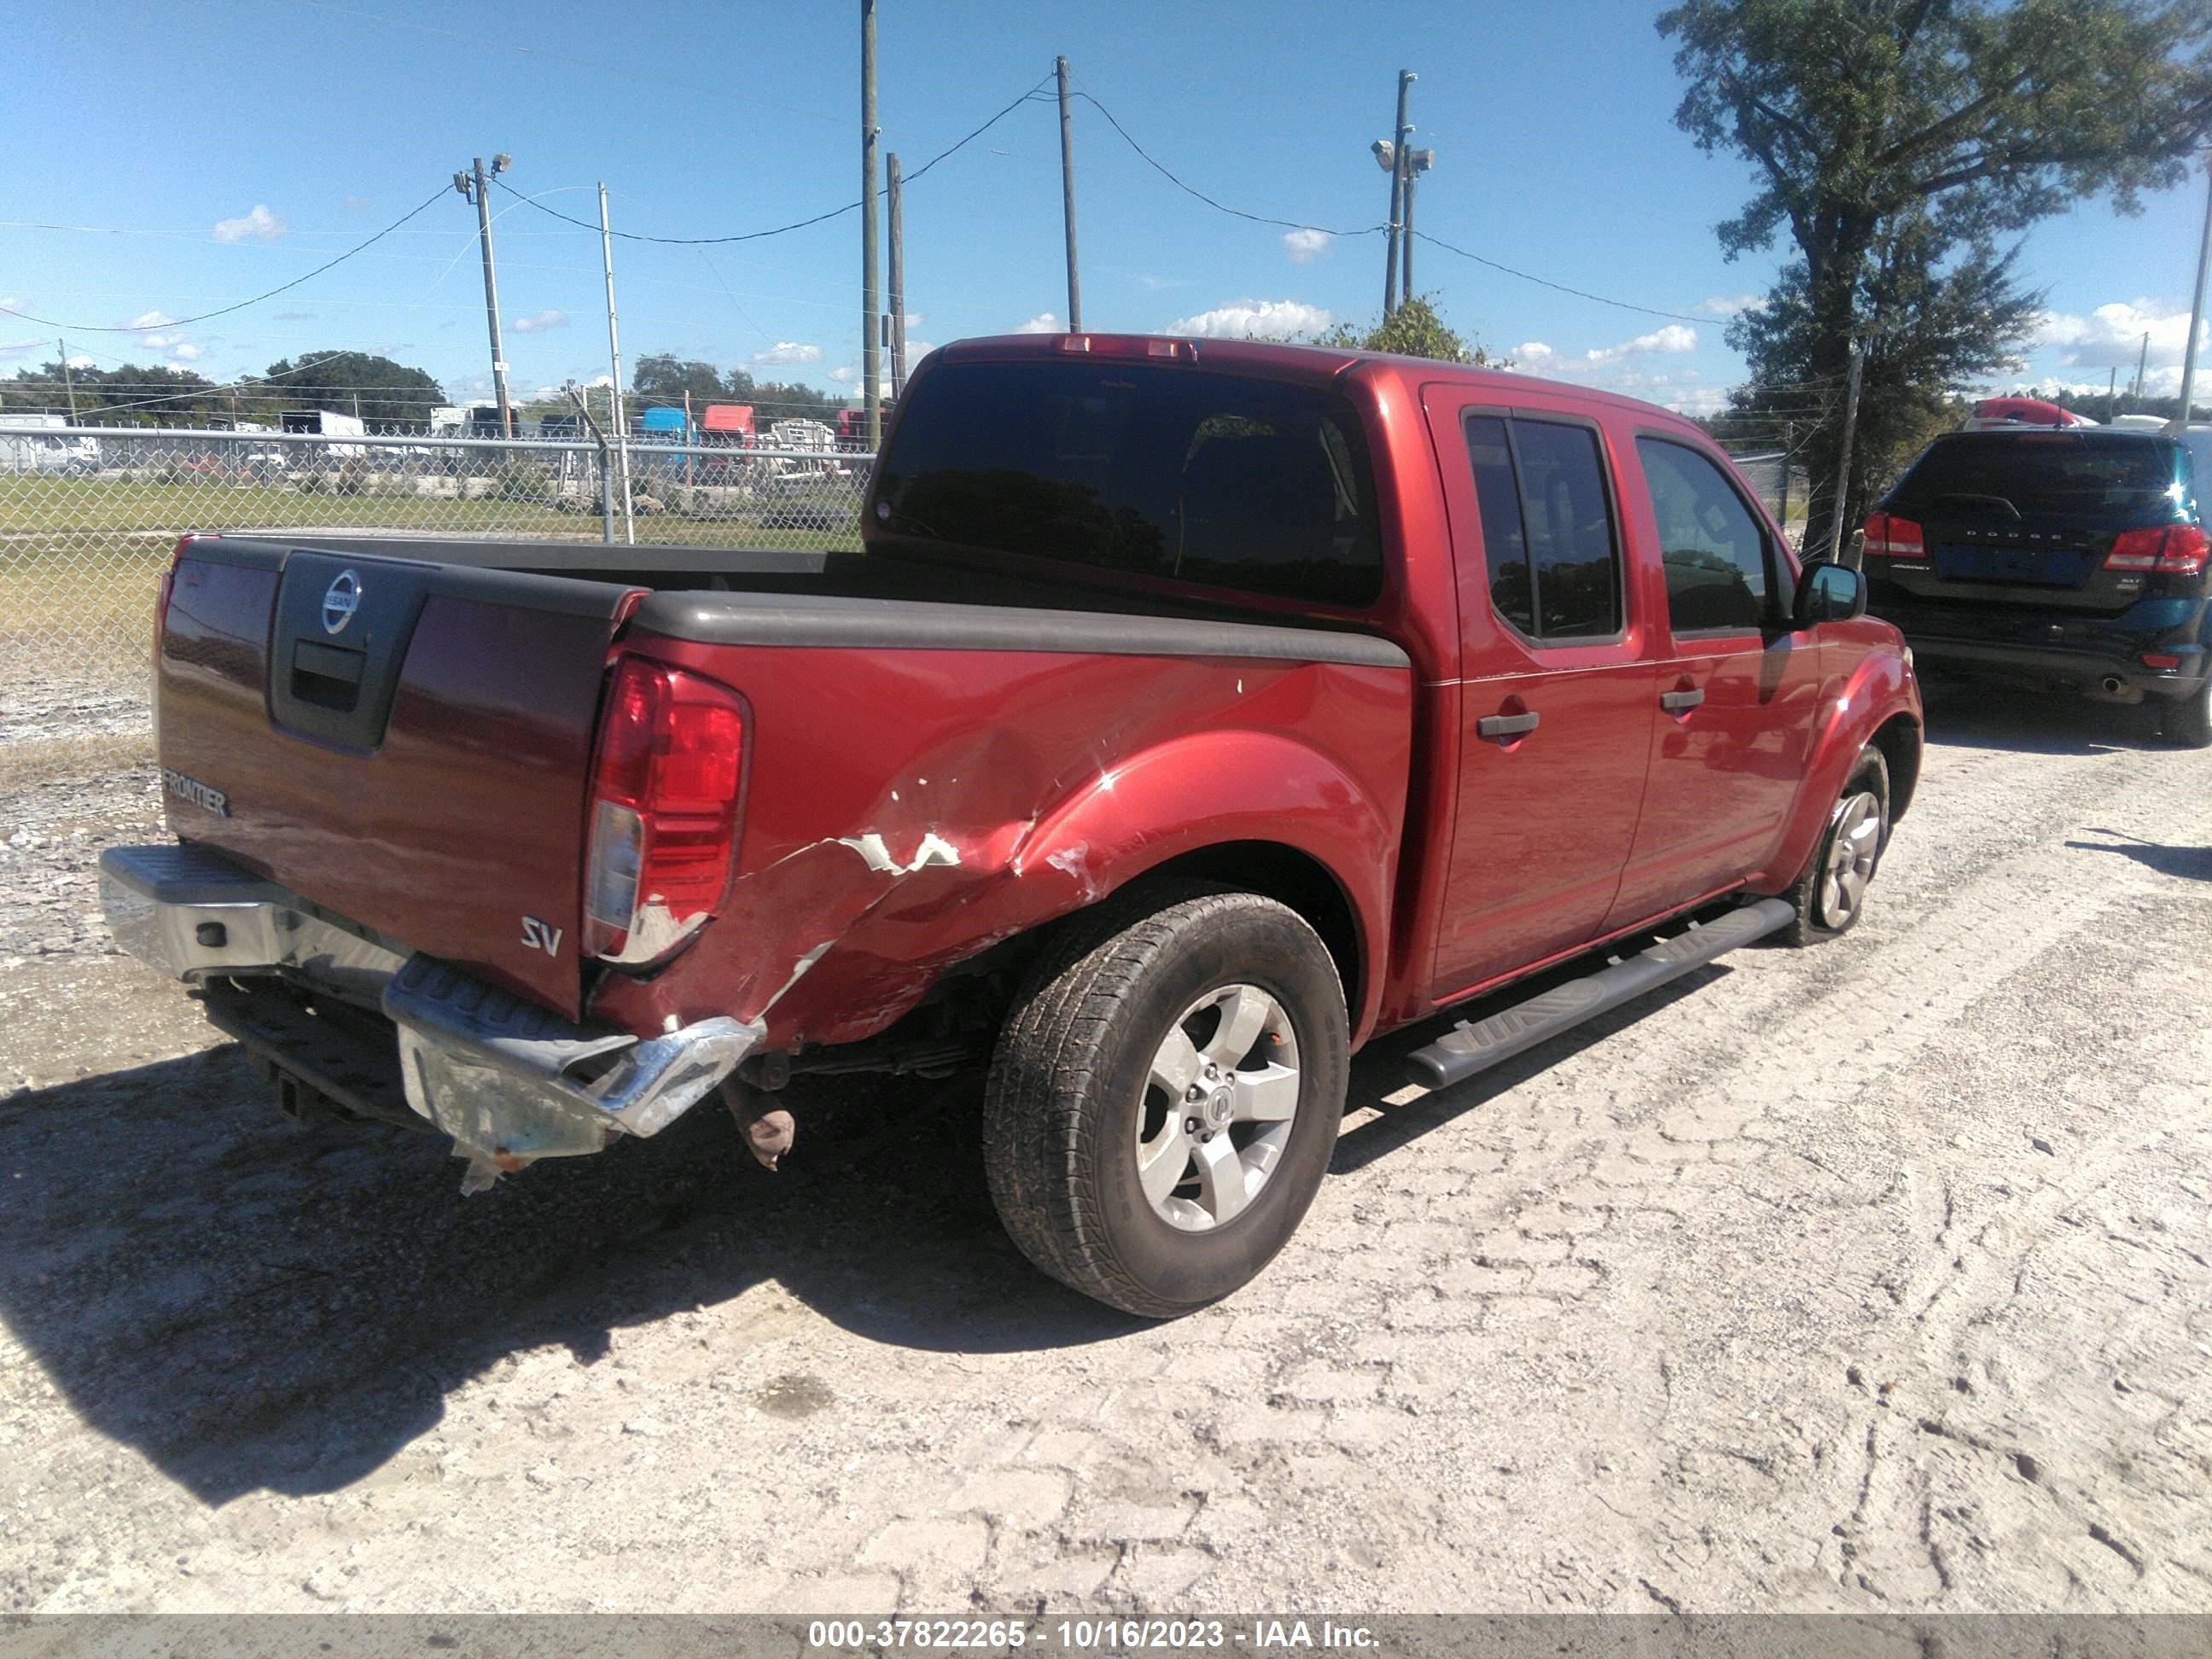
[585, 636, 1413, 1048]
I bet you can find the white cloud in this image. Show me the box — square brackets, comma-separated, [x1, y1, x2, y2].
[1586, 324, 1697, 364]
[169, 342, 207, 363]
[137, 332, 174, 348]
[66, 353, 93, 370]
[1511, 326, 1699, 376]
[1165, 298, 1332, 340]
[129, 310, 178, 330]
[1014, 311, 1062, 334]
[828, 364, 858, 384]
[1661, 385, 1733, 417]
[1693, 294, 1765, 317]
[510, 309, 568, 335]
[212, 204, 287, 244]
[905, 339, 936, 359]
[2034, 299, 2198, 367]
[1282, 228, 1332, 265]
[752, 341, 823, 366]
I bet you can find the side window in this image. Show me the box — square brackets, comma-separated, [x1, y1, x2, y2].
[1638, 438, 1772, 634]
[1460, 412, 1621, 642]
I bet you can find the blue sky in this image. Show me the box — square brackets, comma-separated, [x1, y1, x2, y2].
[3, 0, 2205, 419]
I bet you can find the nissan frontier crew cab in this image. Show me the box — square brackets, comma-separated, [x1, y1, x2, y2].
[104, 333, 1923, 1317]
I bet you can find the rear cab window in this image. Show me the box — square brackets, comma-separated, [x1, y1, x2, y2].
[870, 358, 1383, 608]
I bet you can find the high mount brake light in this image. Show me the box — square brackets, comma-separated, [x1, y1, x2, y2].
[1861, 512, 1924, 557]
[1053, 334, 1199, 362]
[2106, 525, 2209, 577]
[582, 657, 746, 965]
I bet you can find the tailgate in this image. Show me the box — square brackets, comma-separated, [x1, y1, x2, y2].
[1882, 514, 2139, 615]
[156, 538, 637, 1018]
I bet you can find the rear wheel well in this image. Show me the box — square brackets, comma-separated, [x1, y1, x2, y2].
[1112, 842, 1364, 1016]
[1871, 713, 1923, 821]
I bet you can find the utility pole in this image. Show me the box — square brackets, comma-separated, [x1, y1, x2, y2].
[887, 151, 909, 393]
[1381, 71, 1414, 317]
[1777, 421, 1792, 531]
[2173, 152, 2212, 434]
[2133, 330, 2151, 408]
[1829, 345, 1866, 566]
[1399, 143, 1434, 310]
[860, 0, 882, 451]
[597, 181, 634, 544]
[57, 340, 79, 423]
[1057, 57, 1083, 332]
[455, 155, 515, 438]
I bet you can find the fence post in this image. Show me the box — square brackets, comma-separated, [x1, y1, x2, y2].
[599, 443, 614, 545]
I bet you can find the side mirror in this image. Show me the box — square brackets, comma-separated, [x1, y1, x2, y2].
[1793, 560, 1866, 629]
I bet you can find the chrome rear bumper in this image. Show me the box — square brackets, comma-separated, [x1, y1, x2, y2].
[100, 843, 760, 1187]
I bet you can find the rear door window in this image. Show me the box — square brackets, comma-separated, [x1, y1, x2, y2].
[871, 358, 1382, 606]
[1459, 413, 1621, 642]
[1638, 438, 1773, 635]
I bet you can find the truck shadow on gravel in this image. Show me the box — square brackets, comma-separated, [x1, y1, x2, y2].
[1919, 678, 2168, 755]
[3, 959, 1732, 1507]
[0, 1045, 1139, 1505]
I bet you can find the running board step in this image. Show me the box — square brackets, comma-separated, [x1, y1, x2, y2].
[1404, 897, 1796, 1092]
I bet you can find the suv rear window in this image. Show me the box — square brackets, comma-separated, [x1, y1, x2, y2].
[1893, 434, 2182, 519]
[870, 358, 1383, 607]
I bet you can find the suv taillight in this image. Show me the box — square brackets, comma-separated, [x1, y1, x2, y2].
[1862, 512, 1924, 557]
[2106, 525, 2209, 577]
[583, 657, 747, 964]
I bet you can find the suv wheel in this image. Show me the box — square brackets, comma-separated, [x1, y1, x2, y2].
[2159, 678, 2212, 748]
[1781, 748, 1890, 946]
[983, 888, 1348, 1318]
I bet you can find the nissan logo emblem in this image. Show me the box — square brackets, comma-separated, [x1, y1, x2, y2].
[322, 569, 362, 635]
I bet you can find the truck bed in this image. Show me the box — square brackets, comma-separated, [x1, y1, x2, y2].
[154, 534, 1412, 1037]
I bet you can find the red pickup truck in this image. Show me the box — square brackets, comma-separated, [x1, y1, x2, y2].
[104, 334, 1922, 1316]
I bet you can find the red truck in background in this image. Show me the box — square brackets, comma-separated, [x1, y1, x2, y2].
[103, 333, 1922, 1317]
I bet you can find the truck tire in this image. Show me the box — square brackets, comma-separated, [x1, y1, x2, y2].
[1779, 747, 1890, 946]
[2159, 678, 2212, 748]
[983, 888, 1349, 1318]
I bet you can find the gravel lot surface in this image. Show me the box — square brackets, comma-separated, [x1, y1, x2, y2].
[1, 683, 2207, 1615]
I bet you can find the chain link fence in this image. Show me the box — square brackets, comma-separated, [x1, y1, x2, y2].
[0, 427, 870, 779]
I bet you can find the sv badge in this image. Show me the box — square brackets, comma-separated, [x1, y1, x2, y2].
[521, 917, 563, 957]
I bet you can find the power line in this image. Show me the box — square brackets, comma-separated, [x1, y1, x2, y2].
[493, 74, 1054, 246]
[1069, 90, 1382, 239]
[0, 187, 452, 332]
[1066, 85, 1720, 326]
[1411, 231, 1708, 324]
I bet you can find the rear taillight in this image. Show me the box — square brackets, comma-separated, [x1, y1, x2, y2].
[2106, 525, 2209, 577]
[1862, 513, 1924, 557]
[582, 657, 746, 964]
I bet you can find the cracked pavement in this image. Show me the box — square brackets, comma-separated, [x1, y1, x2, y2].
[1, 682, 2208, 1613]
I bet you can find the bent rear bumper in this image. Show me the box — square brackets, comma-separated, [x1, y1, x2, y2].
[100, 843, 760, 1185]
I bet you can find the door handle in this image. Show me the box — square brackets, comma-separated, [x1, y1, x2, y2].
[1659, 688, 1706, 713]
[1476, 710, 1541, 740]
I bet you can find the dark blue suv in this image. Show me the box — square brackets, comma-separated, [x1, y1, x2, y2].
[1862, 428, 2210, 745]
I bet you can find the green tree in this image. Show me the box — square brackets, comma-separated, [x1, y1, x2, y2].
[256, 351, 445, 429]
[1309, 294, 1502, 364]
[628, 353, 847, 428]
[1, 359, 226, 424]
[1662, 0, 2212, 551]
[1726, 209, 2043, 532]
